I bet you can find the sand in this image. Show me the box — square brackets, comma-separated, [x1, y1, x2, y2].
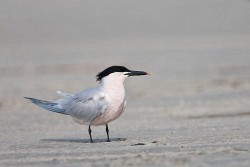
[1, 1, 250, 166]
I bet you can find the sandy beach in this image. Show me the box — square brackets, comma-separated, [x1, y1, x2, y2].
[1, 1, 250, 166]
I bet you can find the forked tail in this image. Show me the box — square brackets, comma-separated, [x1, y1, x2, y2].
[24, 97, 68, 115]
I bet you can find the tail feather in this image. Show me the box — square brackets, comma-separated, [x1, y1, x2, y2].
[57, 91, 73, 97]
[24, 97, 68, 115]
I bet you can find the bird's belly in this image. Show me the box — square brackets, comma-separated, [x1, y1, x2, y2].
[91, 101, 126, 126]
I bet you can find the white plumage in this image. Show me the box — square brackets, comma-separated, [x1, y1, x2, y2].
[25, 66, 148, 143]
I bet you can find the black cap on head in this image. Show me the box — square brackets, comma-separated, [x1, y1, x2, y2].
[96, 66, 131, 81]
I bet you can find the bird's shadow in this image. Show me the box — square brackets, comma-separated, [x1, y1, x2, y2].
[41, 138, 126, 143]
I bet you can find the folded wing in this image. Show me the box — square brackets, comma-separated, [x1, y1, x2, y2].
[58, 88, 109, 123]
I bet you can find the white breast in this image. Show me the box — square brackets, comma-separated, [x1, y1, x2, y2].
[91, 100, 126, 125]
[91, 77, 127, 125]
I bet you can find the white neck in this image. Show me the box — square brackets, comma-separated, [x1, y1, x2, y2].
[101, 76, 125, 91]
[99, 73, 128, 101]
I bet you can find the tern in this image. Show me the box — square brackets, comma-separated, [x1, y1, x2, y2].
[25, 66, 148, 143]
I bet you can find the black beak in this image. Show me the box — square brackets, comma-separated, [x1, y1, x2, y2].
[127, 70, 149, 76]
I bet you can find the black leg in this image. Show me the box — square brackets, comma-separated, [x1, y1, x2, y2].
[88, 125, 93, 143]
[106, 124, 110, 142]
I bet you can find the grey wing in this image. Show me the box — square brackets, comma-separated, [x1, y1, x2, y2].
[62, 89, 109, 123]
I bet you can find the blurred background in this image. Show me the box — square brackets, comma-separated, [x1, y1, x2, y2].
[1, 0, 250, 114]
[1, 0, 250, 166]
